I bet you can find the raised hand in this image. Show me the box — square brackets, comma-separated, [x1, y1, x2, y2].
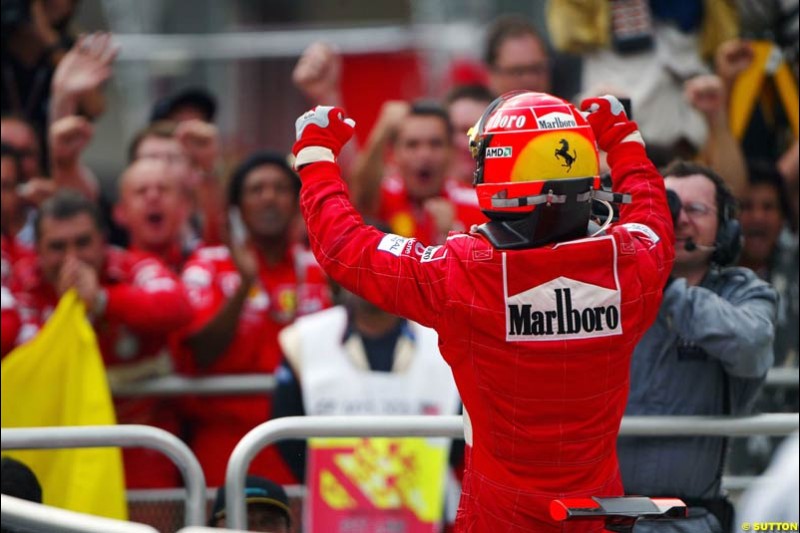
[580, 95, 644, 152]
[52, 32, 118, 97]
[715, 39, 754, 86]
[292, 42, 343, 104]
[372, 100, 411, 142]
[49, 115, 94, 167]
[57, 256, 101, 314]
[175, 119, 220, 174]
[50, 32, 119, 120]
[293, 106, 356, 167]
[18, 177, 56, 207]
[684, 75, 727, 121]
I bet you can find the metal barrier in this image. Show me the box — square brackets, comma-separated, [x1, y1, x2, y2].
[112, 374, 276, 398]
[176, 526, 247, 533]
[764, 367, 799, 388]
[224, 413, 800, 530]
[111, 367, 798, 398]
[617, 413, 799, 436]
[0, 425, 207, 527]
[0, 494, 159, 533]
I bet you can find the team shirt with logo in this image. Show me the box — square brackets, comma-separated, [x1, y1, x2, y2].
[378, 176, 488, 244]
[177, 244, 332, 485]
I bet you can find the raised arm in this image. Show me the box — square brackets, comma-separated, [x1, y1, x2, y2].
[180, 246, 257, 370]
[347, 100, 409, 215]
[48, 115, 99, 200]
[684, 74, 747, 198]
[293, 106, 448, 329]
[49, 33, 118, 122]
[581, 96, 675, 275]
[292, 42, 357, 177]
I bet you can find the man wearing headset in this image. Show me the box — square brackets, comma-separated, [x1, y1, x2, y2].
[291, 93, 674, 531]
[618, 161, 778, 533]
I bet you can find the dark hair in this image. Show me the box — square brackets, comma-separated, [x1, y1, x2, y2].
[393, 100, 454, 143]
[484, 16, 545, 68]
[126, 120, 178, 163]
[227, 151, 301, 207]
[0, 142, 22, 181]
[34, 189, 105, 242]
[661, 160, 737, 226]
[209, 475, 291, 528]
[746, 159, 791, 220]
[150, 87, 217, 123]
[445, 84, 494, 107]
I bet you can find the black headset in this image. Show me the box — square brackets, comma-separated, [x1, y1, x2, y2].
[711, 189, 742, 267]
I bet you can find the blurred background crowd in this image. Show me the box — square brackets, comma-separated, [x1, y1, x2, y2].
[1, 0, 798, 532]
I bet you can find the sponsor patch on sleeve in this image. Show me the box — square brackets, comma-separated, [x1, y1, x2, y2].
[420, 245, 447, 263]
[620, 223, 660, 244]
[377, 233, 411, 257]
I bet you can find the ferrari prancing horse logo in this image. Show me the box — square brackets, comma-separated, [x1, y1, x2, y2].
[554, 139, 577, 172]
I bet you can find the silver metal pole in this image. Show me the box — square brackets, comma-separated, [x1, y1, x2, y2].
[0, 494, 159, 533]
[619, 413, 800, 436]
[1, 425, 206, 526]
[109, 368, 798, 399]
[765, 367, 800, 388]
[112, 374, 277, 398]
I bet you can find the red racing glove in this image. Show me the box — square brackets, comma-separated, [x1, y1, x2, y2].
[292, 105, 356, 168]
[580, 96, 644, 152]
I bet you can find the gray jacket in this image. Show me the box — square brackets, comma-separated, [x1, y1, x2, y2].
[618, 266, 777, 503]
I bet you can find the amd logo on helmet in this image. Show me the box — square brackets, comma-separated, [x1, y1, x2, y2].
[505, 277, 622, 341]
[485, 147, 512, 158]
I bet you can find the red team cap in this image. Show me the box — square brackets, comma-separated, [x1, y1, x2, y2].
[469, 91, 600, 219]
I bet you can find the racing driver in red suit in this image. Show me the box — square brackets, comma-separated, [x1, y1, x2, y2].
[291, 93, 675, 531]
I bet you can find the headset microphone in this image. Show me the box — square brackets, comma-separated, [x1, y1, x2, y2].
[684, 238, 716, 252]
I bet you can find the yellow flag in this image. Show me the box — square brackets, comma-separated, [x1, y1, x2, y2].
[1, 290, 128, 519]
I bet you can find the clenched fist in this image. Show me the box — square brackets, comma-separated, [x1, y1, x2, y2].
[580, 95, 644, 152]
[293, 106, 356, 168]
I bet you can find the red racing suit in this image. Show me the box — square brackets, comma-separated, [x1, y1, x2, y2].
[10, 247, 193, 488]
[299, 142, 674, 531]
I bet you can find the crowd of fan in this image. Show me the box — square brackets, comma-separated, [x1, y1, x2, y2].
[1, 0, 797, 518]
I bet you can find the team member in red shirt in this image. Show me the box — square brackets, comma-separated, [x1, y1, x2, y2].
[10, 190, 193, 487]
[178, 151, 332, 486]
[350, 101, 487, 244]
[1, 144, 35, 270]
[113, 157, 192, 272]
[292, 94, 674, 531]
[2, 144, 32, 357]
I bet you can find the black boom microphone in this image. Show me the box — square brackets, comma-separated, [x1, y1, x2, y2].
[684, 238, 715, 252]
